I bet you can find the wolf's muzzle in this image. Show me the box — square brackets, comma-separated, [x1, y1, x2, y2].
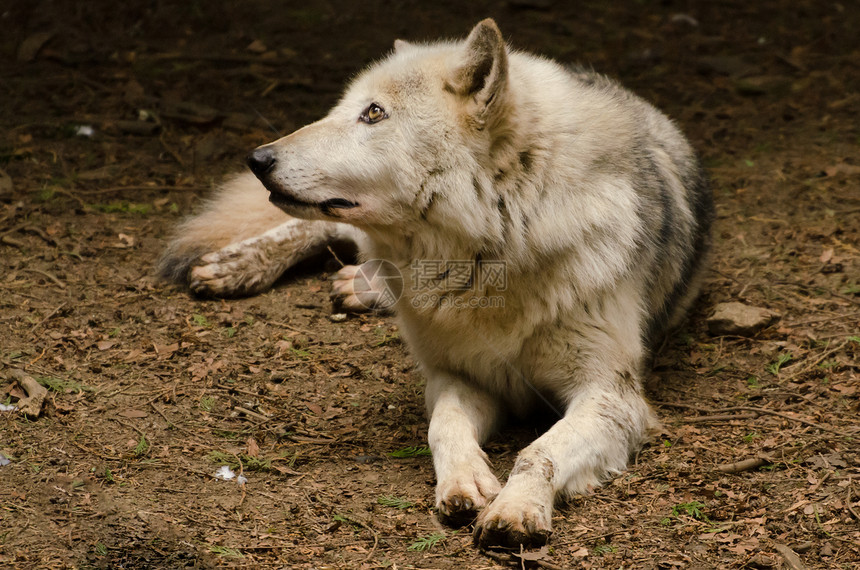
[246, 147, 276, 177]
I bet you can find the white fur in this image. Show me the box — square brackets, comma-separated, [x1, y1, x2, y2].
[158, 19, 712, 548]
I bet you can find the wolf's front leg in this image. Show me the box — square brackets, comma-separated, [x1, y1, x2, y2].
[426, 371, 503, 526]
[473, 373, 656, 548]
[190, 220, 355, 297]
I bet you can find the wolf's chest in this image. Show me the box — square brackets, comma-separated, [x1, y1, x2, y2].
[395, 290, 578, 400]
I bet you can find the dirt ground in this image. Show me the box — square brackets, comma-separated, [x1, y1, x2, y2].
[1, 0, 858, 568]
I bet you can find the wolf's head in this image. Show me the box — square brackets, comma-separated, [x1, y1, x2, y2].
[247, 19, 511, 243]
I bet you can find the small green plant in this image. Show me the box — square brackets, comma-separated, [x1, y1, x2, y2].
[94, 543, 107, 556]
[134, 434, 149, 457]
[212, 429, 241, 440]
[766, 352, 792, 375]
[707, 364, 727, 377]
[37, 377, 91, 394]
[332, 513, 366, 531]
[104, 468, 115, 483]
[389, 445, 432, 458]
[290, 347, 311, 359]
[594, 544, 617, 555]
[672, 501, 708, 522]
[746, 376, 760, 389]
[191, 313, 212, 328]
[221, 327, 236, 338]
[209, 545, 243, 558]
[90, 201, 152, 215]
[848, 336, 860, 344]
[374, 328, 401, 347]
[37, 187, 57, 202]
[199, 396, 215, 411]
[408, 532, 446, 551]
[743, 432, 760, 443]
[377, 495, 414, 509]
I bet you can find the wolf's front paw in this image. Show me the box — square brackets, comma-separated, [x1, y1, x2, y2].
[435, 464, 501, 527]
[473, 487, 552, 549]
[330, 262, 400, 313]
[189, 244, 278, 297]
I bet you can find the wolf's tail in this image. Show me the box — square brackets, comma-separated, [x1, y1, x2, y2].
[155, 172, 289, 284]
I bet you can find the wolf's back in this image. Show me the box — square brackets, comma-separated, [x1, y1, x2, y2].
[497, 62, 714, 346]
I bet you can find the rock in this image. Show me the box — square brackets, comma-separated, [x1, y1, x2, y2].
[707, 302, 778, 336]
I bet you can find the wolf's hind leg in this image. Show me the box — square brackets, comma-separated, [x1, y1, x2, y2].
[426, 371, 503, 527]
[190, 219, 356, 297]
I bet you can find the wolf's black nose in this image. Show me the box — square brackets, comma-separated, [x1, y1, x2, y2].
[246, 147, 276, 176]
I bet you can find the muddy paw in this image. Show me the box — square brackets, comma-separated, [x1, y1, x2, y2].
[473, 492, 552, 549]
[330, 261, 401, 312]
[189, 245, 278, 297]
[435, 466, 501, 527]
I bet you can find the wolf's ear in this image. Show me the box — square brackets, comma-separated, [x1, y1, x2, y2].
[393, 39, 412, 53]
[450, 19, 508, 113]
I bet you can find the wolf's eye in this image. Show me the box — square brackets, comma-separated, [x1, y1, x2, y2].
[361, 103, 387, 124]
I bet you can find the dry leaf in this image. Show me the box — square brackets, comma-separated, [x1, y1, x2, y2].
[18, 31, 55, 62]
[246, 39, 267, 53]
[246, 437, 260, 458]
[119, 409, 149, 419]
[96, 340, 117, 351]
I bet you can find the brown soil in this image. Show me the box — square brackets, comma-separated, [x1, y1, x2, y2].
[1, 1, 858, 568]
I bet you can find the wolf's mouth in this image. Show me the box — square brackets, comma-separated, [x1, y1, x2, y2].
[268, 192, 358, 214]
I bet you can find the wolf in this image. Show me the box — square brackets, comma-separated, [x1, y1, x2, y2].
[157, 19, 713, 548]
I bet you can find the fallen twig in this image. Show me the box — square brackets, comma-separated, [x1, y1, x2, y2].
[846, 479, 860, 522]
[774, 543, 808, 570]
[334, 513, 379, 561]
[716, 456, 772, 474]
[1, 235, 25, 248]
[22, 269, 66, 290]
[784, 340, 849, 381]
[686, 413, 758, 423]
[233, 406, 271, 422]
[655, 401, 845, 435]
[727, 406, 844, 435]
[29, 301, 67, 333]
